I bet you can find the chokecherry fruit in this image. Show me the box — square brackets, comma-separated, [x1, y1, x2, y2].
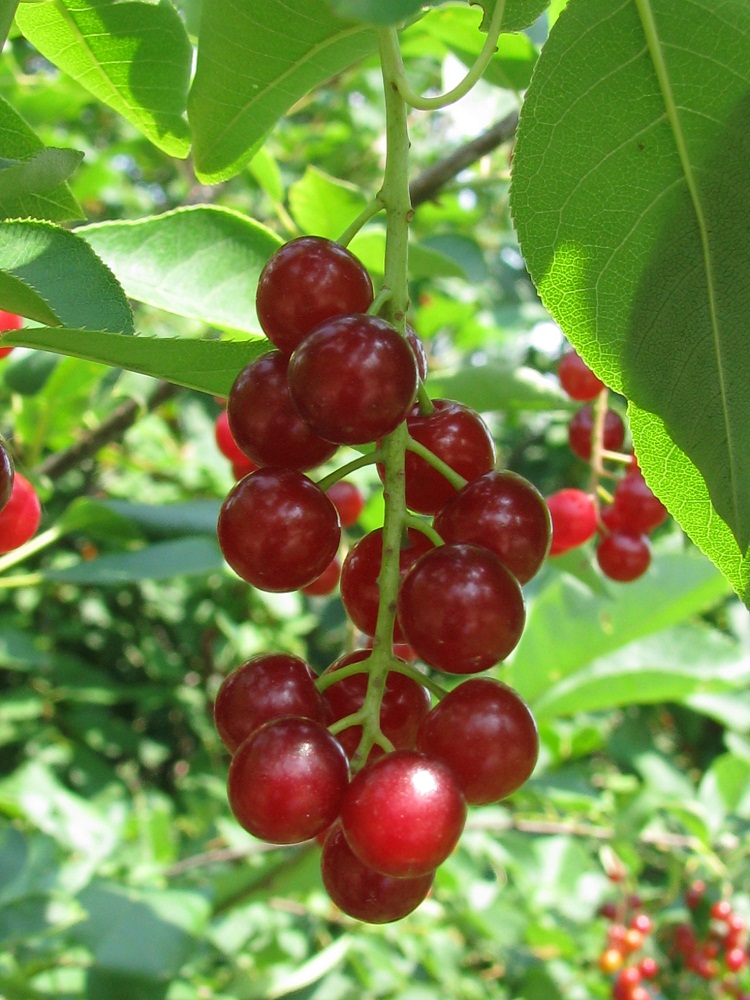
[417, 678, 538, 804]
[320, 649, 431, 760]
[557, 349, 605, 401]
[321, 822, 434, 924]
[433, 469, 551, 584]
[326, 480, 365, 528]
[214, 410, 257, 477]
[301, 554, 341, 596]
[0, 472, 41, 553]
[0, 309, 22, 359]
[568, 404, 625, 460]
[227, 716, 349, 843]
[597, 530, 651, 582]
[611, 470, 668, 534]
[546, 488, 598, 555]
[227, 350, 338, 470]
[287, 314, 418, 445]
[397, 543, 526, 674]
[213, 653, 329, 754]
[405, 324, 428, 381]
[340, 749, 466, 878]
[217, 468, 340, 591]
[340, 527, 434, 642]
[0, 438, 13, 513]
[256, 237, 373, 356]
[385, 399, 495, 515]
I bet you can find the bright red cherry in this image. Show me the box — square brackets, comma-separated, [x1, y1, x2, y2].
[340, 527, 434, 642]
[227, 716, 349, 844]
[405, 324, 428, 381]
[597, 531, 651, 582]
[417, 678, 538, 804]
[301, 554, 341, 596]
[557, 349, 604, 401]
[287, 315, 418, 445]
[321, 822, 434, 924]
[387, 399, 495, 515]
[213, 653, 329, 754]
[611, 470, 668, 534]
[546, 488, 598, 555]
[227, 350, 338, 470]
[434, 470, 551, 583]
[0, 472, 41, 553]
[0, 309, 22, 358]
[214, 410, 257, 476]
[0, 439, 13, 513]
[340, 749, 466, 878]
[320, 649, 431, 760]
[256, 237, 373, 355]
[326, 480, 365, 528]
[217, 468, 340, 591]
[397, 543, 526, 674]
[568, 404, 625, 460]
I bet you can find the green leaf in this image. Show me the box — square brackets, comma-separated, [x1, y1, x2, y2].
[511, 0, 750, 550]
[15, 0, 192, 157]
[0, 95, 82, 221]
[79, 207, 283, 332]
[426, 362, 570, 412]
[350, 230, 466, 280]
[0, 147, 83, 199]
[473, 0, 551, 33]
[0, 220, 133, 333]
[325, 0, 424, 26]
[101, 500, 222, 538]
[288, 167, 369, 241]
[0, 327, 269, 395]
[629, 404, 750, 607]
[505, 548, 731, 704]
[43, 537, 224, 585]
[188, 0, 377, 183]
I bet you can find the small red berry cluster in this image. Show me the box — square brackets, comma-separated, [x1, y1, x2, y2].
[0, 311, 42, 554]
[546, 348, 667, 582]
[597, 875, 749, 999]
[213, 236, 551, 922]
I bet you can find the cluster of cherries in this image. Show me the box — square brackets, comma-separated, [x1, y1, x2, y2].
[213, 236, 551, 922]
[597, 874, 748, 999]
[545, 349, 667, 582]
[0, 310, 42, 554]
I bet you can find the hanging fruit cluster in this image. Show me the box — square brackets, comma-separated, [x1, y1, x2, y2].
[213, 236, 550, 923]
[546, 348, 668, 581]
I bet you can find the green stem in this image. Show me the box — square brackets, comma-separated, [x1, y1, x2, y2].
[416, 381, 434, 414]
[405, 435, 467, 490]
[315, 449, 382, 492]
[0, 525, 62, 575]
[404, 513, 443, 548]
[391, 0, 506, 111]
[337, 198, 384, 247]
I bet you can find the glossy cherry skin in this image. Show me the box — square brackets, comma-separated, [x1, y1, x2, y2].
[568, 404, 625, 461]
[597, 531, 651, 582]
[340, 527, 434, 642]
[256, 237, 373, 355]
[417, 678, 538, 804]
[227, 716, 349, 844]
[0, 438, 13, 513]
[397, 543, 526, 674]
[321, 822, 434, 924]
[217, 468, 340, 591]
[405, 324, 428, 381]
[557, 349, 604, 401]
[433, 470, 551, 584]
[385, 399, 495, 515]
[611, 470, 668, 534]
[0, 472, 41, 553]
[213, 653, 329, 754]
[227, 350, 338, 470]
[340, 749, 466, 878]
[301, 554, 341, 596]
[546, 488, 598, 555]
[320, 649, 431, 760]
[0, 309, 22, 358]
[287, 315, 418, 445]
[214, 410, 258, 477]
[326, 480, 365, 528]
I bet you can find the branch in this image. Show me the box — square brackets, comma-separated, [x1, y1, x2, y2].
[36, 380, 182, 480]
[409, 109, 518, 207]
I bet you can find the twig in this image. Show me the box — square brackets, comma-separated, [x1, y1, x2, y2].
[409, 110, 518, 207]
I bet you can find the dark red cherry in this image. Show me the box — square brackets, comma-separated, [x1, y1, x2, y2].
[546, 488, 598, 555]
[568, 405, 625, 460]
[326, 480, 365, 528]
[597, 531, 651, 582]
[0, 438, 14, 513]
[611, 470, 668, 534]
[256, 237, 373, 355]
[557, 349, 604, 401]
